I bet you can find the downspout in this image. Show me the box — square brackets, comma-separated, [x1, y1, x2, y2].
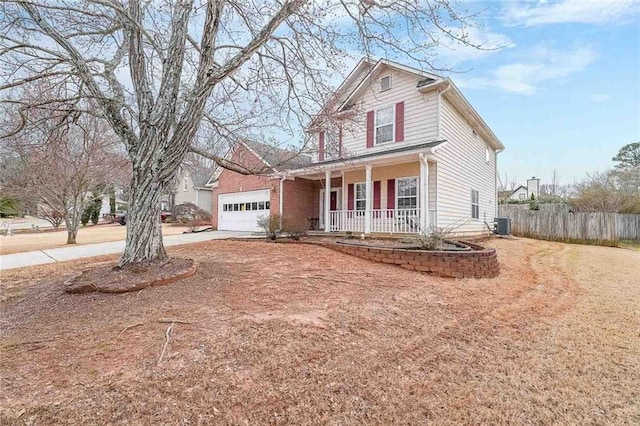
[436, 82, 452, 141]
[434, 82, 451, 229]
[279, 174, 287, 229]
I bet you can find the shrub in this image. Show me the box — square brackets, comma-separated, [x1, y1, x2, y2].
[172, 203, 212, 232]
[283, 219, 307, 240]
[257, 214, 283, 240]
[408, 227, 451, 250]
[0, 197, 19, 218]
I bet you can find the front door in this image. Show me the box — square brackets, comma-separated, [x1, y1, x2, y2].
[329, 190, 338, 211]
[319, 188, 341, 229]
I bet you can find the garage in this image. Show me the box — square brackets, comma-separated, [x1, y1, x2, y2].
[217, 189, 271, 232]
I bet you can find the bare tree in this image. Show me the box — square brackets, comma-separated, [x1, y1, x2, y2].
[1, 0, 484, 267]
[571, 170, 640, 214]
[2, 89, 126, 243]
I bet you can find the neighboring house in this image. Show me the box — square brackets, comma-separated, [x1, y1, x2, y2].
[210, 58, 505, 235]
[503, 186, 528, 202]
[500, 177, 540, 202]
[173, 168, 214, 213]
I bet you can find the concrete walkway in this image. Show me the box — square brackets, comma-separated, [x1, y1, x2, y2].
[0, 230, 256, 271]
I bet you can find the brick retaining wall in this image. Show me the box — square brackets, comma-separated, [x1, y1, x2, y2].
[324, 240, 499, 279]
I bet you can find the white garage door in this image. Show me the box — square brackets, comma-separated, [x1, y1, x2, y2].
[218, 189, 271, 232]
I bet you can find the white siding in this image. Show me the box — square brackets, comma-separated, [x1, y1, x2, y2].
[313, 66, 439, 161]
[196, 189, 213, 213]
[436, 96, 497, 235]
[174, 174, 197, 206]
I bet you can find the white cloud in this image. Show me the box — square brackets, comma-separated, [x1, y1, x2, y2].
[590, 93, 612, 102]
[459, 45, 598, 95]
[436, 26, 515, 65]
[501, 0, 640, 26]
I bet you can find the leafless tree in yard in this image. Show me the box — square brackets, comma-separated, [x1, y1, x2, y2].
[2, 87, 126, 243]
[0, 0, 485, 267]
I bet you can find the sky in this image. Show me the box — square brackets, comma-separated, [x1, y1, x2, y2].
[430, 0, 640, 186]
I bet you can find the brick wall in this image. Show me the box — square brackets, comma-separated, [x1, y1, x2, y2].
[325, 240, 499, 278]
[282, 178, 320, 230]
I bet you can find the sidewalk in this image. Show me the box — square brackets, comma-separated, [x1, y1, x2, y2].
[0, 231, 256, 271]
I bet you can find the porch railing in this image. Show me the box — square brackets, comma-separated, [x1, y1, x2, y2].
[327, 209, 432, 234]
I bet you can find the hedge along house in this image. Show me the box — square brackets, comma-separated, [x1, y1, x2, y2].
[209, 58, 505, 235]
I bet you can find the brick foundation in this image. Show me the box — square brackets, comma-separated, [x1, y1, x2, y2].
[322, 240, 499, 279]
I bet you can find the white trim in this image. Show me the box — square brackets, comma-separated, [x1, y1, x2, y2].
[364, 165, 372, 233]
[319, 186, 342, 227]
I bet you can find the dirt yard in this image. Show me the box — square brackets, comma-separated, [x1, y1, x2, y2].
[0, 224, 187, 255]
[1, 238, 639, 424]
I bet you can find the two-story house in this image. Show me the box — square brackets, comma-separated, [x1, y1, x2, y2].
[210, 58, 505, 235]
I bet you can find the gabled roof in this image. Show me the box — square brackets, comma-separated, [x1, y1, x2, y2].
[241, 140, 313, 171]
[206, 140, 313, 185]
[509, 185, 527, 196]
[308, 57, 505, 151]
[336, 58, 443, 112]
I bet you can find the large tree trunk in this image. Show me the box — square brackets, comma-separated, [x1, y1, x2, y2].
[118, 170, 168, 267]
[66, 228, 77, 244]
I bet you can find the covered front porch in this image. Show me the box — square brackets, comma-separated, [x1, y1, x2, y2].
[288, 150, 438, 234]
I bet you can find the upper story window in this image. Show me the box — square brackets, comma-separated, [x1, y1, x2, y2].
[380, 75, 392, 91]
[375, 106, 394, 144]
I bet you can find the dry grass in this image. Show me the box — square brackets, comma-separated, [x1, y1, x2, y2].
[0, 238, 639, 424]
[0, 224, 186, 255]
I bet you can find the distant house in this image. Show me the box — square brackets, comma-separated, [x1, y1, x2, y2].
[208, 58, 505, 235]
[171, 168, 214, 213]
[505, 186, 528, 201]
[500, 177, 540, 202]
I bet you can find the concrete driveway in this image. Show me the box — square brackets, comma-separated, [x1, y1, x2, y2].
[0, 230, 256, 271]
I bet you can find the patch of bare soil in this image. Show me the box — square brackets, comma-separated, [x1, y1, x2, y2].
[65, 258, 196, 294]
[0, 238, 638, 424]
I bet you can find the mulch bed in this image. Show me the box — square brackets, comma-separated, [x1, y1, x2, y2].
[65, 258, 196, 294]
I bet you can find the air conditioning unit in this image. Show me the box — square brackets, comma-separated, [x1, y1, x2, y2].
[494, 217, 511, 236]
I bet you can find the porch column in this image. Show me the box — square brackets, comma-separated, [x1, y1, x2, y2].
[419, 153, 429, 231]
[364, 164, 372, 234]
[324, 169, 331, 232]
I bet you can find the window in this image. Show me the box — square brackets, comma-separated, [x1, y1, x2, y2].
[375, 106, 394, 144]
[519, 193, 525, 200]
[233, 203, 239, 211]
[471, 190, 479, 219]
[265, 201, 270, 210]
[380, 75, 391, 91]
[252, 202, 258, 210]
[183, 177, 188, 191]
[324, 129, 340, 160]
[355, 182, 366, 211]
[397, 177, 418, 210]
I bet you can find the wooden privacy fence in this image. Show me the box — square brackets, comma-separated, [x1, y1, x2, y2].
[498, 204, 640, 242]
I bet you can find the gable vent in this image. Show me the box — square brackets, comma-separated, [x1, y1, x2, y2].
[380, 75, 391, 92]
